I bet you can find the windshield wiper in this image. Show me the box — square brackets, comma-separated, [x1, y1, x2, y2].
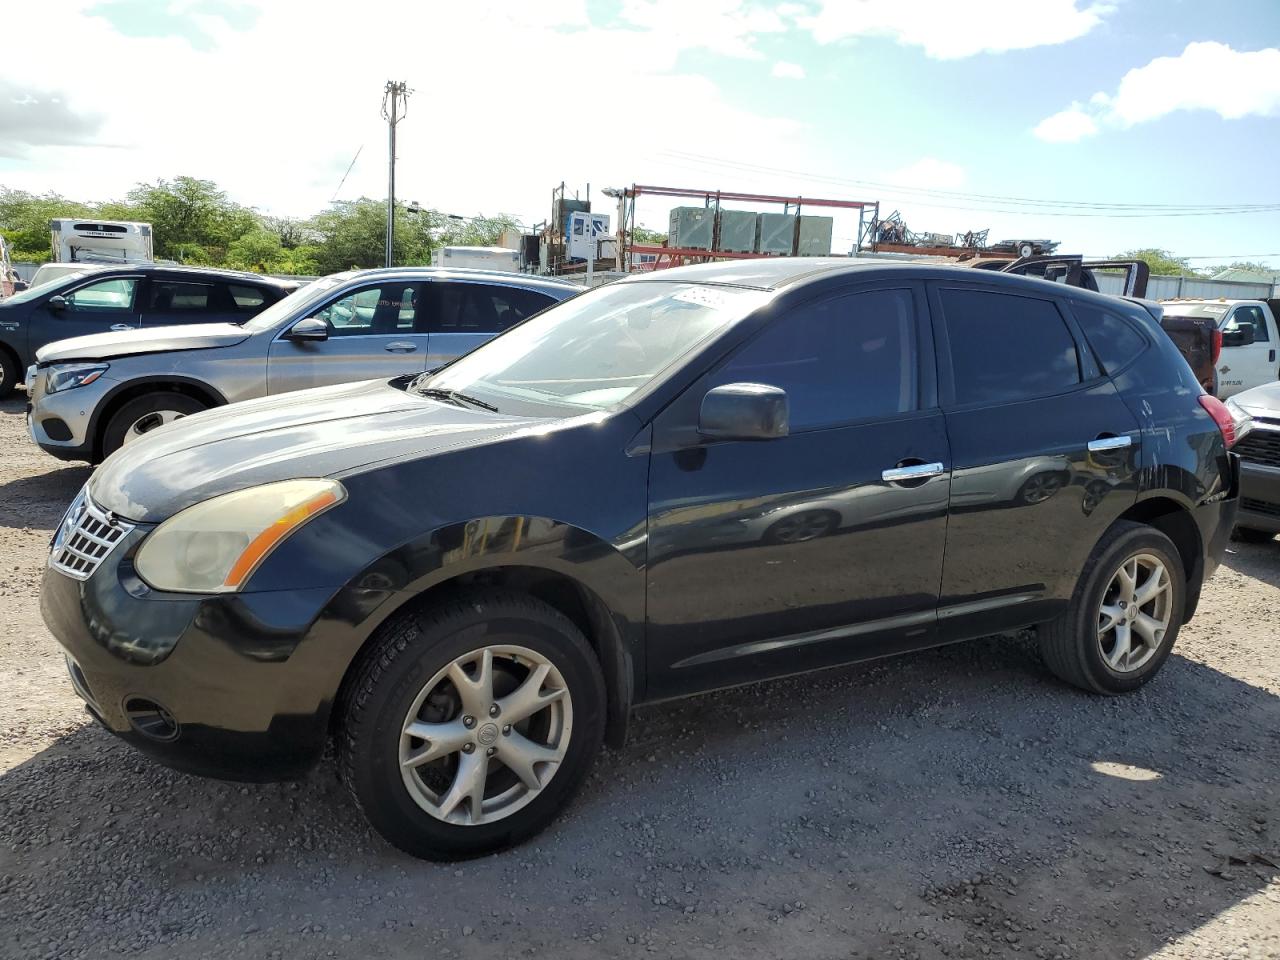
[413, 386, 499, 413]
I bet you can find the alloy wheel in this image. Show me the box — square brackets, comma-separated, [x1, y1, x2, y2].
[1097, 552, 1173, 673]
[399, 645, 572, 826]
[123, 409, 188, 445]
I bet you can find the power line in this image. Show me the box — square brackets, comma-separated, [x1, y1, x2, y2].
[652, 151, 1280, 217]
[330, 145, 363, 203]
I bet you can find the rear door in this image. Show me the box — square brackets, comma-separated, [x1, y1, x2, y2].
[30, 274, 142, 355]
[1218, 304, 1277, 398]
[140, 277, 249, 327]
[423, 281, 560, 370]
[929, 282, 1141, 639]
[266, 279, 428, 394]
[645, 282, 951, 699]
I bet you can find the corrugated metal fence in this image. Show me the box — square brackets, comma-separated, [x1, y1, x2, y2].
[1092, 272, 1277, 301]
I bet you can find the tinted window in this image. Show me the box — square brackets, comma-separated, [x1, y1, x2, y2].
[711, 288, 918, 431]
[1229, 305, 1270, 342]
[309, 283, 419, 336]
[1072, 302, 1147, 374]
[432, 283, 554, 334]
[148, 281, 212, 312]
[229, 284, 267, 310]
[66, 277, 136, 311]
[940, 288, 1080, 405]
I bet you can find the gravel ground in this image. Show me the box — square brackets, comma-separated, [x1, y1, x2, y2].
[1, 393, 1278, 960]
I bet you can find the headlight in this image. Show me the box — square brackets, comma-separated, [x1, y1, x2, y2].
[1224, 397, 1255, 444]
[46, 362, 109, 394]
[134, 479, 346, 593]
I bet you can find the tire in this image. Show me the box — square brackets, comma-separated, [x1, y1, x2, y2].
[1018, 242, 1035, 258]
[1232, 526, 1275, 544]
[101, 392, 207, 459]
[0, 349, 18, 400]
[339, 590, 606, 860]
[1038, 521, 1186, 695]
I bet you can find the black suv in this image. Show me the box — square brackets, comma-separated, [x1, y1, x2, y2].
[40, 260, 1239, 860]
[0, 265, 298, 396]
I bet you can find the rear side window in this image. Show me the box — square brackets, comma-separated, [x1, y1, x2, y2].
[710, 287, 918, 431]
[228, 284, 268, 310]
[432, 283, 555, 334]
[939, 288, 1080, 405]
[148, 281, 212, 312]
[1072, 303, 1147, 374]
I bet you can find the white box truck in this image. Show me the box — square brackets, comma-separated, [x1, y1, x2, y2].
[50, 218, 154, 264]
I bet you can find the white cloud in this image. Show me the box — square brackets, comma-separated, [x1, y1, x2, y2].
[798, 0, 1111, 59]
[1035, 41, 1280, 141]
[619, 0, 787, 60]
[771, 60, 806, 79]
[888, 158, 967, 190]
[1033, 104, 1099, 142]
[0, 0, 806, 225]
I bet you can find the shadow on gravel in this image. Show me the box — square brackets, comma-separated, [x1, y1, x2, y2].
[1223, 538, 1280, 589]
[1, 635, 1277, 959]
[0, 465, 91, 529]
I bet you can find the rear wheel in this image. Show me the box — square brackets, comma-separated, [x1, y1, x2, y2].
[1232, 526, 1275, 544]
[340, 591, 606, 860]
[1039, 522, 1185, 694]
[0, 349, 18, 400]
[101, 392, 207, 459]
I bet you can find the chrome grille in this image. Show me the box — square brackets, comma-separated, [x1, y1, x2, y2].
[1235, 426, 1280, 469]
[49, 488, 134, 581]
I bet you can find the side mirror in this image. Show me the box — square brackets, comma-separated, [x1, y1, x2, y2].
[1222, 321, 1255, 348]
[698, 383, 789, 441]
[47, 295, 68, 311]
[285, 316, 329, 341]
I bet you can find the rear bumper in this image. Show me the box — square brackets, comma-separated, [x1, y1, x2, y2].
[1237, 459, 1280, 534]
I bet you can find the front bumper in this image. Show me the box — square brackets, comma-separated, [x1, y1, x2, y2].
[40, 534, 343, 781]
[1238, 459, 1280, 534]
[27, 367, 115, 461]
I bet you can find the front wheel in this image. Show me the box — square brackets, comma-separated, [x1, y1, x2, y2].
[339, 591, 606, 860]
[1039, 522, 1185, 694]
[0, 349, 18, 400]
[101, 392, 207, 459]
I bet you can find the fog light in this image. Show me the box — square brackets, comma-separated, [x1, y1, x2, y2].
[124, 697, 180, 741]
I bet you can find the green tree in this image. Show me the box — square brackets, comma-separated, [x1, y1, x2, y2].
[0, 189, 91, 260]
[125, 176, 258, 264]
[630, 225, 667, 245]
[1203, 260, 1278, 278]
[306, 199, 435, 273]
[436, 213, 522, 249]
[226, 229, 285, 272]
[1113, 248, 1205, 277]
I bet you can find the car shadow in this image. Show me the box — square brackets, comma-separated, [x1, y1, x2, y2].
[1222, 538, 1280, 590]
[1, 636, 1276, 958]
[0, 465, 91, 530]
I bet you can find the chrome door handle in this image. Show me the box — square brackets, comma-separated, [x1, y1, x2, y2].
[384, 341, 417, 353]
[109, 324, 133, 332]
[882, 462, 945, 483]
[1088, 435, 1132, 452]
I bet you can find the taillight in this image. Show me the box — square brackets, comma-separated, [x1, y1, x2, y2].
[1211, 328, 1222, 365]
[1199, 394, 1236, 448]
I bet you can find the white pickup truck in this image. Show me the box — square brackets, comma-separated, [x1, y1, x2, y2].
[1159, 298, 1280, 398]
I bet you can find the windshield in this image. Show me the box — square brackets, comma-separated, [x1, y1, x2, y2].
[239, 276, 344, 332]
[3, 269, 96, 305]
[416, 281, 769, 412]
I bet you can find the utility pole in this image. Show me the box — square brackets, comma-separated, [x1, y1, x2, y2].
[381, 80, 410, 268]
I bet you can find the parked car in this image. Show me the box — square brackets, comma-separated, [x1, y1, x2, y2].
[1225, 383, 1280, 542]
[26, 267, 577, 460]
[40, 259, 1239, 860]
[1160, 298, 1280, 398]
[0, 265, 299, 399]
[27, 263, 91, 290]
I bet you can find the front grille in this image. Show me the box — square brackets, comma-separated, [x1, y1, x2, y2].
[49, 488, 134, 581]
[1242, 498, 1280, 519]
[1236, 427, 1280, 469]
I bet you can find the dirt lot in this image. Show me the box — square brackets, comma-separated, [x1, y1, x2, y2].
[1, 393, 1278, 960]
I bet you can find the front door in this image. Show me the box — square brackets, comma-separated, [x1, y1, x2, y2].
[1218, 304, 1277, 398]
[645, 284, 950, 699]
[267, 280, 429, 394]
[33, 275, 141, 355]
[928, 283, 1141, 640]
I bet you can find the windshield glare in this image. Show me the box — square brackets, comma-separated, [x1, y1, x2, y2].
[419, 281, 769, 412]
[240, 276, 344, 332]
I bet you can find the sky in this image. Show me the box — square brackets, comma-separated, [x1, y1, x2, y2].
[1, 0, 1278, 266]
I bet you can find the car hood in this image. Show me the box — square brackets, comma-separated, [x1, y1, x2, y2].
[35, 322, 251, 364]
[90, 379, 545, 523]
[1233, 381, 1280, 418]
